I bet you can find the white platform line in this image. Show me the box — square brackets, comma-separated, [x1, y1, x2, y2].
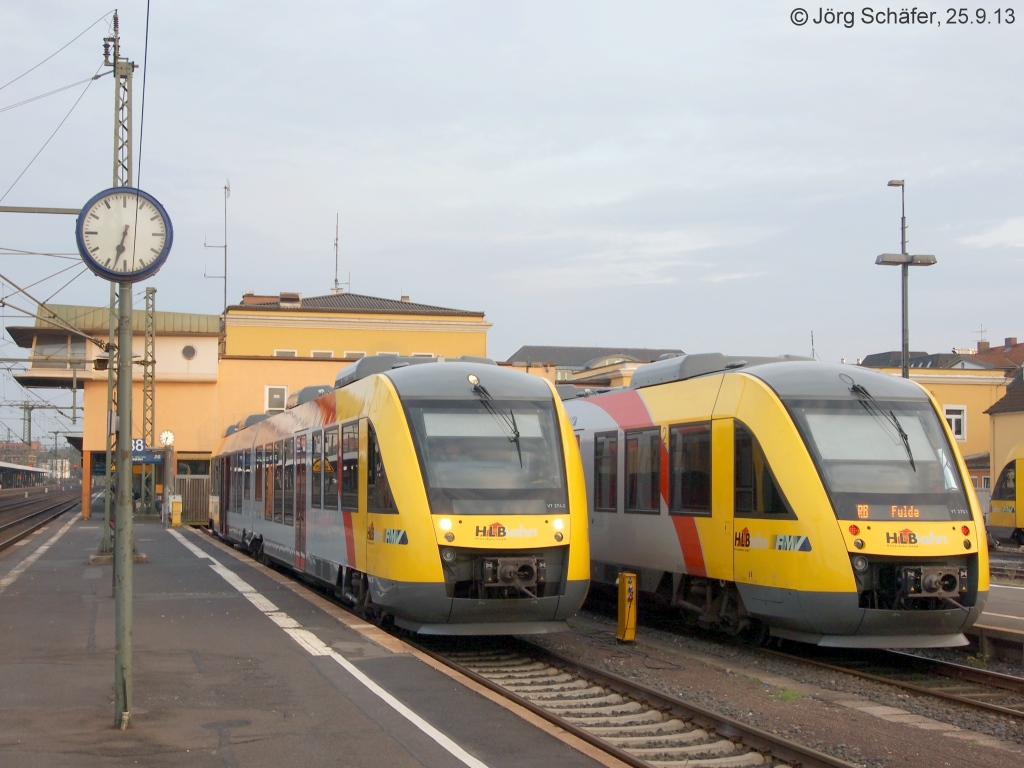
[168, 528, 490, 768]
[0, 516, 78, 596]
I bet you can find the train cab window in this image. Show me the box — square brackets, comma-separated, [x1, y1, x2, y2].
[283, 437, 295, 526]
[625, 428, 660, 514]
[243, 450, 252, 500]
[594, 432, 619, 512]
[312, 430, 323, 509]
[255, 446, 264, 502]
[340, 422, 358, 511]
[992, 463, 1016, 501]
[734, 423, 793, 518]
[669, 423, 711, 516]
[367, 423, 397, 513]
[272, 441, 284, 523]
[325, 426, 341, 510]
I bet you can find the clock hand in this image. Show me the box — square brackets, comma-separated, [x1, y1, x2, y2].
[114, 224, 129, 265]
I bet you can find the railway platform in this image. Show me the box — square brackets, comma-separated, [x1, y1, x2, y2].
[0, 502, 619, 768]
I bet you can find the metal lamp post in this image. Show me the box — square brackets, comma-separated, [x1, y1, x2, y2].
[876, 180, 936, 378]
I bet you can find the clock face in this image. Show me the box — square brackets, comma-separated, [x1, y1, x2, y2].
[76, 187, 173, 282]
[159, 430, 175, 446]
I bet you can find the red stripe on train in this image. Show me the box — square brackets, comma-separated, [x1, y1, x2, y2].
[343, 510, 356, 565]
[592, 388, 708, 577]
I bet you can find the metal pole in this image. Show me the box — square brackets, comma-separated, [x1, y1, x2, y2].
[113, 281, 134, 728]
[900, 184, 908, 379]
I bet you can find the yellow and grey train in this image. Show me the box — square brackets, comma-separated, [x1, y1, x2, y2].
[563, 353, 989, 648]
[989, 444, 1024, 545]
[212, 356, 590, 635]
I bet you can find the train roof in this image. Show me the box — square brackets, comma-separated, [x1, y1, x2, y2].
[334, 354, 495, 389]
[629, 353, 812, 388]
[627, 353, 929, 400]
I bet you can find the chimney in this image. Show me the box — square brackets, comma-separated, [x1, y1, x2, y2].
[400, 295, 410, 303]
[978, 341, 990, 353]
[1006, 337, 1018, 347]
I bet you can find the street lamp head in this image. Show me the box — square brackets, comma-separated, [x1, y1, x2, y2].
[875, 253, 937, 266]
[888, 179, 904, 187]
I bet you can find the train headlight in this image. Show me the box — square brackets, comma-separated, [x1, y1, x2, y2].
[554, 532, 563, 542]
[852, 555, 869, 572]
[553, 519, 563, 531]
[441, 547, 456, 563]
[444, 532, 454, 542]
[853, 539, 865, 549]
[468, 374, 479, 386]
[439, 518, 452, 531]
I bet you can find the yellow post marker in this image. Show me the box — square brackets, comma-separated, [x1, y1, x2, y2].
[170, 495, 183, 527]
[616, 571, 637, 642]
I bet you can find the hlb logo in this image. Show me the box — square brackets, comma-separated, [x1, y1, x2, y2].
[475, 521, 538, 538]
[734, 528, 769, 549]
[886, 529, 917, 545]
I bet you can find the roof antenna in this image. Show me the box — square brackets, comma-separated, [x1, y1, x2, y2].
[332, 213, 351, 295]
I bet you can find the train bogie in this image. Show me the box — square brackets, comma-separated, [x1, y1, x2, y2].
[565, 353, 989, 648]
[213, 356, 589, 635]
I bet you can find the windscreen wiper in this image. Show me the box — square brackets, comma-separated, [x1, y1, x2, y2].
[472, 381, 523, 467]
[846, 377, 916, 471]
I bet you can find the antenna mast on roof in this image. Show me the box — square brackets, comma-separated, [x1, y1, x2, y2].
[332, 213, 350, 294]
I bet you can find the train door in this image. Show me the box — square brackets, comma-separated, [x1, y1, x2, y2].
[295, 434, 307, 570]
[222, 455, 231, 531]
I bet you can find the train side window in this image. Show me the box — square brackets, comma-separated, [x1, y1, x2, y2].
[367, 422, 397, 513]
[340, 422, 358, 511]
[233, 452, 242, 514]
[272, 440, 283, 524]
[283, 437, 295, 526]
[594, 431, 618, 512]
[312, 430, 323, 509]
[243, 450, 251, 500]
[625, 428, 660, 514]
[734, 422, 794, 518]
[254, 446, 263, 503]
[992, 463, 1016, 501]
[669, 423, 711, 516]
[325, 426, 341, 510]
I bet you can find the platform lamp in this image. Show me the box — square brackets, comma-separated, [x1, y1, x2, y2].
[876, 179, 936, 378]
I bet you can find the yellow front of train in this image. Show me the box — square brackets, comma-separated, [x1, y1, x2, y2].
[359, 362, 590, 635]
[989, 444, 1024, 546]
[731, 363, 989, 647]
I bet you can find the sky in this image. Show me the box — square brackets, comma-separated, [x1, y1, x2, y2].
[1, 2, 1023, 445]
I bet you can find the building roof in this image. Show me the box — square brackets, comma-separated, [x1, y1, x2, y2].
[859, 351, 994, 370]
[985, 370, 1024, 415]
[973, 337, 1024, 370]
[5, 303, 221, 348]
[505, 345, 684, 369]
[230, 291, 484, 318]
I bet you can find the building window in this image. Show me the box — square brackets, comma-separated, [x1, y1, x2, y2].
[983, 476, 991, 490]
[593, 432, 618, 512]
[944, 406, 966, 441]
[274, 349, 297, 357]
[376, 351, 399, 356]
[344, 351, 366, 359]
[411, 352, 433, 357]
[311, 350, 334, 358]
[181, 344, 197, 360]
[266, 386, 287, 414]
[33, 333, 86, 369]
[668, 423, 711, 516]
[625, 428, 660, 514]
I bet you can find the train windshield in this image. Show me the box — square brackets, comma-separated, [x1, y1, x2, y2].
[404, 398, 568, 515]
[786, 398, 972, 522]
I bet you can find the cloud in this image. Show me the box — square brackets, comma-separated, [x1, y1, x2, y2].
[703, 271, 767, 283]
[958, 217, 1024, 249]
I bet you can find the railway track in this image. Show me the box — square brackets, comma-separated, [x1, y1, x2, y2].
[770, 646, 1024, 719]
[414, 638, 860, 768]
[0, 490, 79, 552]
